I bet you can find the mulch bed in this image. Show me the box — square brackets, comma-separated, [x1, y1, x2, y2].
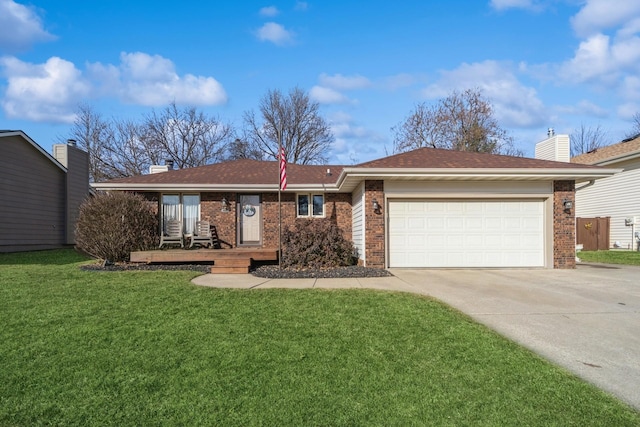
[80, 262, 392, 278]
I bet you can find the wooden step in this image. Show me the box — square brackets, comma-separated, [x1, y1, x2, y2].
[211, 266, 250, 274]
[214, 258, 251, 267]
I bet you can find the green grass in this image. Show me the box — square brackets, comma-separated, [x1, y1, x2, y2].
[579, 250, 640, 265]
[1, 250, 639, 426]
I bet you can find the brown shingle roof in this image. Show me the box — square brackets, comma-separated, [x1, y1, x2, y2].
[571, 134, 640, 165]
[102, 159, 344, 186]
[97, 147, 606, 188]
[356, 147, 602, 170]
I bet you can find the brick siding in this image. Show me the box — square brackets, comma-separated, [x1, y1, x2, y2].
[553, 180, 576, 269]
[364, 180, 385, 268]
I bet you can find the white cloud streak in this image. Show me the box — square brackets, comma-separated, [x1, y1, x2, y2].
[0, 56, 89, 122]
[571, 0, 640, 38]
[255, 22, 294, 45]
[259, 6, 279, 17]
[0, 52, 227, 122]
[0, 0, 55, 52]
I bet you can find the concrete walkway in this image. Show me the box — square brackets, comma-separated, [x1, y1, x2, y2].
[192, 264, 640, 411]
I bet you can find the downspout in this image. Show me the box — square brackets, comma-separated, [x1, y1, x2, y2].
[575, 180, 595, 191]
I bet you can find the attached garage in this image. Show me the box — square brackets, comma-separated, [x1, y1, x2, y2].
[388, 199, 546, 268]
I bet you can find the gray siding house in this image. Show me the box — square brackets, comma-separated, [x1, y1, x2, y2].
[0, 130, 90, 252]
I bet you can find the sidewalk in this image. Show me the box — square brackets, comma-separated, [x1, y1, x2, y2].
[191, 273, 418, 292]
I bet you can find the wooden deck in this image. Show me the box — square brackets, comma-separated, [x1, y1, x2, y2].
[130, 248, 278, 274]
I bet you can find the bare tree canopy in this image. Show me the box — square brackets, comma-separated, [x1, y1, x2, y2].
[241, 87, 334, 164]
[64, 103, 233, 180]
[141, 103, 232, 169]
[226, 137, 264, 161]
[392, 88, 522, 156]
[58, 104, 112, 182]
[626, 112, 640, 140]
[570, 123, 610, 157]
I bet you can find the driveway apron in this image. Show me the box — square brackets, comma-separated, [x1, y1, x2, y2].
[390, 264, 640, 411]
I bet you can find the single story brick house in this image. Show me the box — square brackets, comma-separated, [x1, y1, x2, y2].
[92, 147, 617, 269]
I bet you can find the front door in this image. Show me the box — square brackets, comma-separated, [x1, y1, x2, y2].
[238, 195, 261, 245]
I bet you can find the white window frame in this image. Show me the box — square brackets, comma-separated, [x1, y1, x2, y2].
[297, 193, 325, 218]
[161, 193, 200, 235]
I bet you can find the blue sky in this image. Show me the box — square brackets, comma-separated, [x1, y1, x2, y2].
[1, 0, 640, 164]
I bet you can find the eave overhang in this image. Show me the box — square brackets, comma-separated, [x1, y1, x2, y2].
[91, 167, 620, 193]
[335, 167, 621, 192]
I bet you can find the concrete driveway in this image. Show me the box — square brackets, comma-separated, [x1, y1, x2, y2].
[193, 263, 640, 410]
[390, 264, 640, 411]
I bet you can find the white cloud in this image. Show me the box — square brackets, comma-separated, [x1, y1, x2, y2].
[558, 33, 640, 85]
[328, 111, 383, 164]
[555, 100, 609, 118]
[0, 52, 227, 122]
[0, 56, 90, 122]
[571, 0, 640, 38]
[318, 73, 371, 90]
[421, 60, 547, 128]
[617, 102, 640, 120]
[255, 22, 294, 45]
[115, 52, 227, 106]
[0, 0, 55, 52]
[310, 86, 349, 104]
[259, 6, 279, 17]
[489, 0, 539, 11]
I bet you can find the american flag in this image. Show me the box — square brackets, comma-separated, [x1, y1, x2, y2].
[279, 146, 287, 191]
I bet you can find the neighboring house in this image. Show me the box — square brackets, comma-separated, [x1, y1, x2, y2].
[92, 147, 616, 269]
[572, 134, 640, 250]
[0, 130, 90, 252]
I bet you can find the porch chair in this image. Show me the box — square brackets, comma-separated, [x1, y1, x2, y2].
[189, 220, 214, 248]
[159, 219, 184, 248]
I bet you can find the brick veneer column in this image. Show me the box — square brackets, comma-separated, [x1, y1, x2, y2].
[364, 180, 385, 268]
[200, 192, 237, 248]
[553, 180, 576, 269]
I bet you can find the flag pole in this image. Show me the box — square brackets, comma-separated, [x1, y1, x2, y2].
[277, 125, 288, 270]
[278, 144, 282, 269]
[278, 128, 282, 270]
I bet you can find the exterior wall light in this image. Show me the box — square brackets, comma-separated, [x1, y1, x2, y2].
[221, 197, 230, 212]
[563, 198, 573, 211]
[372, 198, 381, 213]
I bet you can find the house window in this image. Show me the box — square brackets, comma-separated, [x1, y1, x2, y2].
[297, 194, 324, 217]
[161, 194, 200, 235]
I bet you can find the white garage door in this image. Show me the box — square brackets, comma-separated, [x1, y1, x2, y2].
[388, 200, 545, 268]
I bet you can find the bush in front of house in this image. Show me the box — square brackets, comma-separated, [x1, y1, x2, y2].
[75, 192, 159, 263]
[281, 219, 356, 269]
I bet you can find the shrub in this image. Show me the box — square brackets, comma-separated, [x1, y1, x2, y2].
[75, 192, 159, 262]
[281, 219, 356, 269]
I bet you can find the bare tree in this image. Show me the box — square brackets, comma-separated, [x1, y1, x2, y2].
[392, 88, 522, 156]
[625, 112, 640, 139]
[141, 102, 232, 169]
[61, 104, 113, 182]
[64, 103, 234, 179]
[242, 87, 334, 164]
[227, 136, 265, 160]
[570, 123, 609, 157]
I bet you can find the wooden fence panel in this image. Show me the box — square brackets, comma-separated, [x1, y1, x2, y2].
[576, 217, 610, 251]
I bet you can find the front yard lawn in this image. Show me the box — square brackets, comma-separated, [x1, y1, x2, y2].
[1, 249, 638, 426]
[579, 250, 640, 266]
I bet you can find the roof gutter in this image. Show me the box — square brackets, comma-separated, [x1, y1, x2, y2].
[335, 167, 621, 189]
